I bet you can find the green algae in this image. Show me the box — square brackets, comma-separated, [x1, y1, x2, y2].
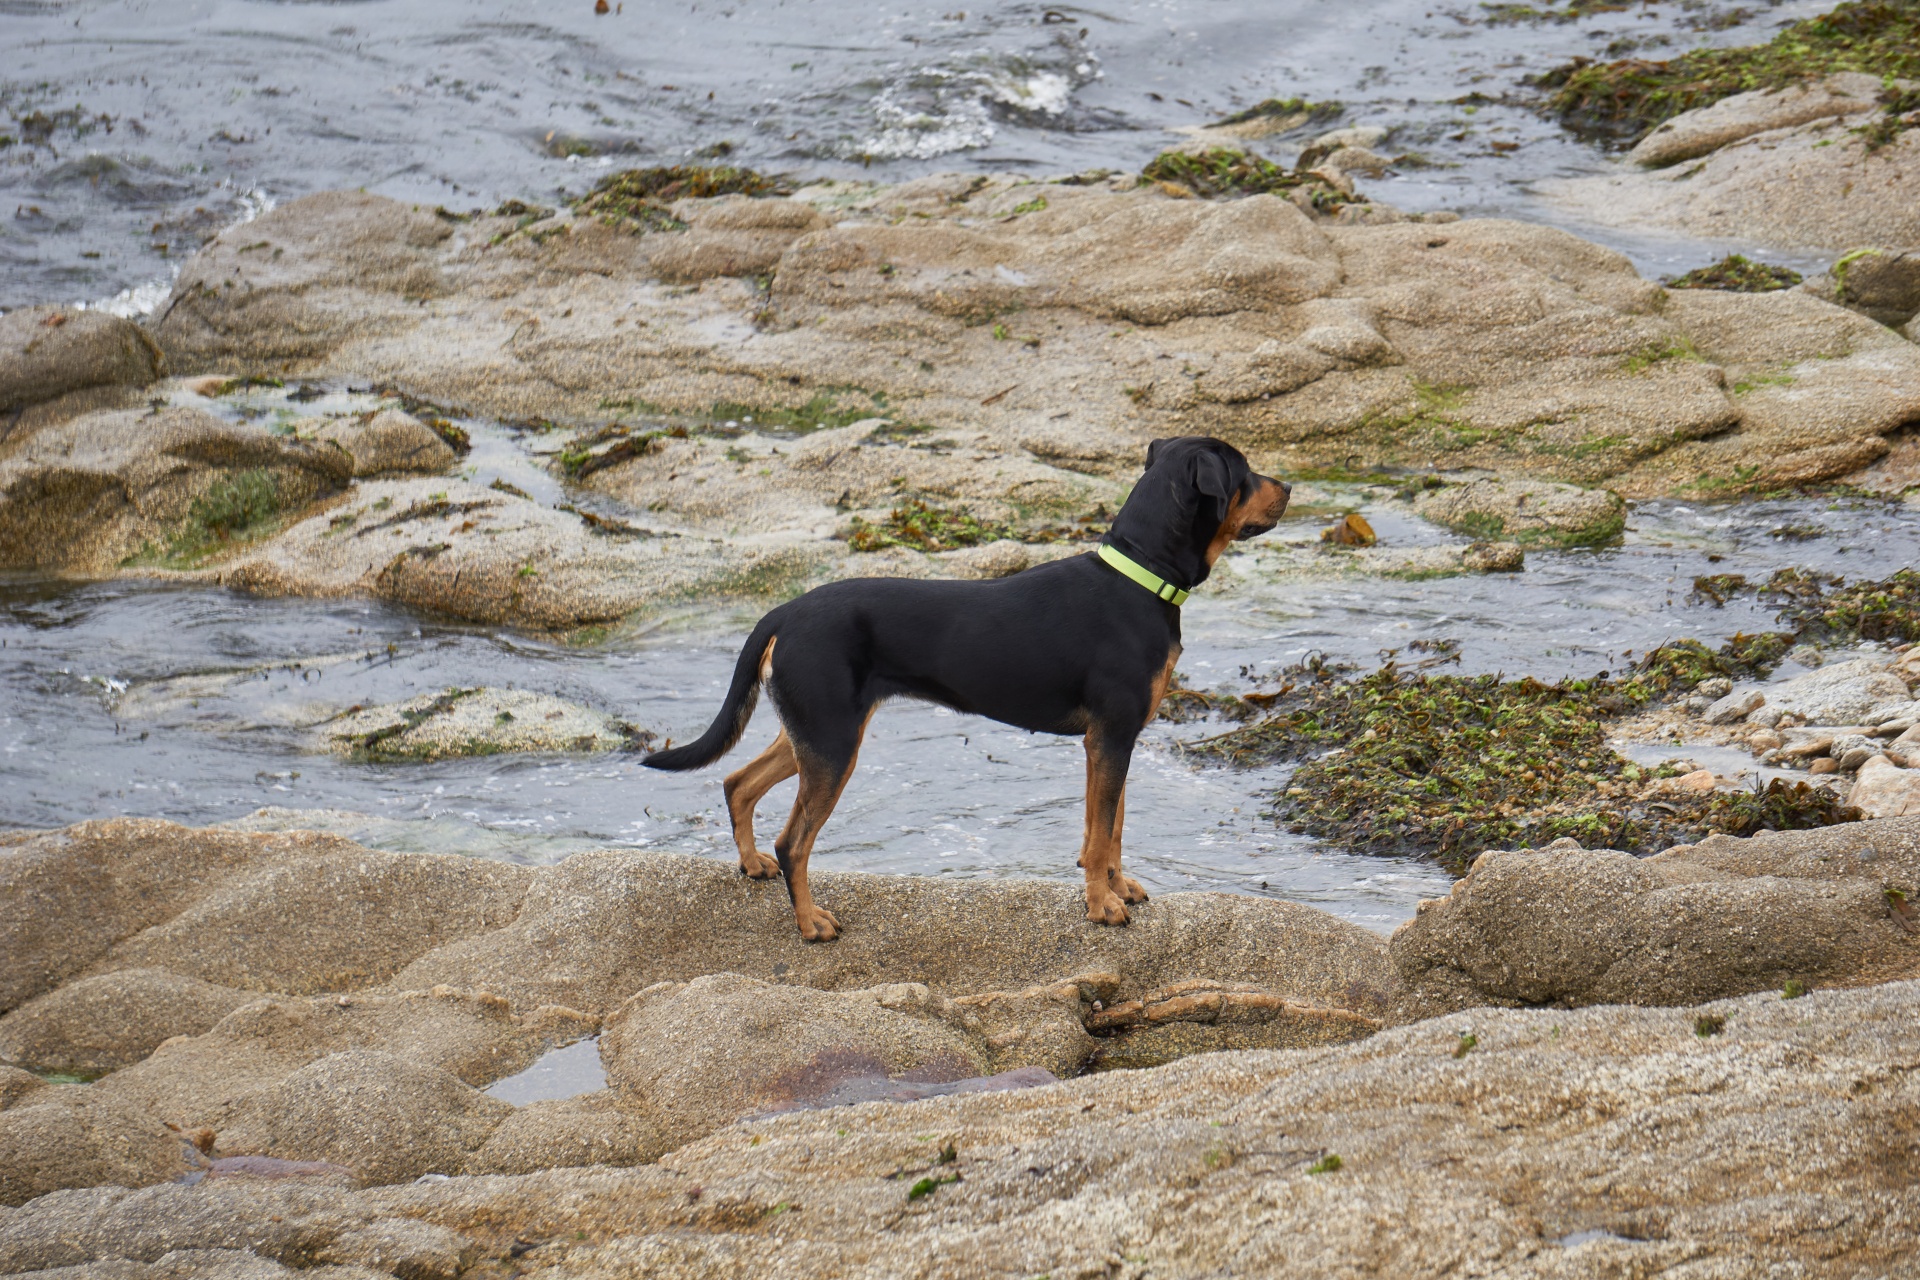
[1537, 0, 1920, 145]
[571, 165, 789, 232]
[1666, 254, 1804, 292]
[845, 500, 1107, 555]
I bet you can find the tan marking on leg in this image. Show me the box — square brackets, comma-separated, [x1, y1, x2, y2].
[775, 705, 878, 942]
[1144, 645, 1183, 724]
[723, 730, 796, 878]
[1110, 783, 1149, 904]
[1080, 731, 1131, 926]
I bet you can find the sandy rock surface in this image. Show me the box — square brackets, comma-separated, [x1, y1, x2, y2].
[1393, 817, 1920, 1018]
[3, 977, 1917, 1277]
[146, 181, 1920, 511]
[0, 305, 166, 438]
[320, 687, 651, 760]
[1549, 112, 1920, 250]
[1744, 655, 1912, 726]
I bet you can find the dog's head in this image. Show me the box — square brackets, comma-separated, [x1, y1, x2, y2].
[1103, 437, 1290, 590]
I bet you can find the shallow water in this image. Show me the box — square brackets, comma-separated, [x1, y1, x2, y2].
[3, 0, 1841, 312]
[4, 389, 1917, 934]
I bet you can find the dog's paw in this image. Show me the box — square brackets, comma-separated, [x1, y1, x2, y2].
[796, 905, 842, 942]
[1115, 874, 1150, 904]
[738, 849, 781, 879]
[1084, 890, 1131, 927]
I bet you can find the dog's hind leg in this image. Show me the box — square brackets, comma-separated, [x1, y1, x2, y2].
[723, 730, 797, 879]
[771, 707, 876, 942]
[1079, 727, 1137, 925]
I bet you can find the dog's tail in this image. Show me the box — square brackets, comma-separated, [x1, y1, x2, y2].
[642, 610, 782, 772]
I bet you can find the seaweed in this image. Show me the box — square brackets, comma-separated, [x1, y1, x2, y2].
[1536, 0, 1920, 145]
[1179, 634, 1852, 869]
[1212, 97, 1345, 130]
[1138, 148, 1364, 210]
[572, 165, 790, 231]
[1852, 84, 1920, 151]
[1665, 254, 1804, 292]
[847, 501, 1014, 553]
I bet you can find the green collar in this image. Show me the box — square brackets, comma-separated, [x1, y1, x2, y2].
[1098, 543, 1191, 606]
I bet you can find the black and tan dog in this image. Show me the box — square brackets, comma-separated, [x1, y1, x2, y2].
[645, 436, 1290, 940]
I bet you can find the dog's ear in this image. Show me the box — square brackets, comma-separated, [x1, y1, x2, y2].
[1190, 448, 1233, 503]
[1144, 438, 1173, 472]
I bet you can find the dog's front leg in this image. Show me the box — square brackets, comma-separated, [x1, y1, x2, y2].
[1080, 728, 1137, 925]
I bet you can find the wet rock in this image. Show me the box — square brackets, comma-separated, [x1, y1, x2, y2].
[1704, 688, 1766, 724]
[1749, 658, 1912, 726]
[0, 405, 351, 573]
[1850, 756, 1920, 818]
[1319, 512, 1375, 546]
[600, 974, 994, 1150]
[7, 980, 1920, 1276]
[304, 408, 455, 477]
[1548, 114, 1920, 250]
[1411, 476, 1624, 547]
[1803, 247, 1920, 329]
[647, 193, 829, 283]
[320, 687, 650, 761]
[0, 969, 255, 1079]
[1460, 540, 1523, 573]
[0, 1067, 48, 1111]
[253, 1050, 512, 1187]
[0, 306, 166, 437]
[1627, 72, 1888, 169]
[1082, 978, 1383, 1070]
[1392, 818, 1920, 1019]
[206, 476, 800, 630]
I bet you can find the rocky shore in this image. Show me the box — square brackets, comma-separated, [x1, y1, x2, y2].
[1, 815, 1916, 1275]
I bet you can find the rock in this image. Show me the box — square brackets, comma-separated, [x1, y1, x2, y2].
[1548, 113, 1920, 250]
[0, 405, 351, 573]
[1643, 767, 1717, 796]
[1851, 756, 1920, 818]
[387, 844, 1395, 1023]
[1755, 658, 1912, 726]
[1392, 817, 1920, 1019]
[600, 974, 994, 1150]
[1319, 512, 1375, 545]
[1460, 540, 1523, 573]
[0, 820, 531, 1013]
[320, 687, 650, 761]
[156, 191, 454, 372]
[253, 1050, 512, 1187]
[135, 182, 1920, 579]
[1411, 476, 1624, 547]
[1810, 757, 1841, 775]
[0, 1067, 48, 1112]
[305, 409, 455, 477]
[1834, 733, 1879, 771]
[5, 979, 1920, 1276]
[0, 306, 166, 437]
[1866, 698, 1920, 727]
[0, 969, 255, 1079]
[1803, 247, 1920, 329]
[1626, 72, 1888, 169]
[0, 1090, 189, 1207]
[1694, 676, 1733, 699]
[1703, 688, 1765, 724]
[205, 475, 794, 630]
[1748, 727, 1783, 753]
[464, 1089, 665, 1176]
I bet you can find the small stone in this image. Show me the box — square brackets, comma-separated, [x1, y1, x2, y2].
[1850, 755, 1920, 817]
[1704, 690, 1765, 725]
[1462, 540, 1524, 573]
[1748, 729, 1783, 753]
[1321, 513, 1376, 546]
[1695, 677, 1733, 700]
[1789, 645, 1825, 669]
[1809, 758, 1841, 775]
[1839, 746, 1875, 772]
[1674, 768, 1717, 792]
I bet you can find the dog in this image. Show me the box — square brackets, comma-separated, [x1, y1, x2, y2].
[644, 436, 1290, 941]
